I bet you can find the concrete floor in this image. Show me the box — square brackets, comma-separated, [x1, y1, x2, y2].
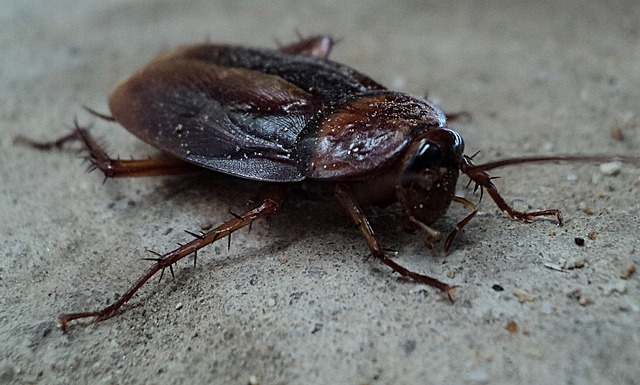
[1, 1, 639, 384]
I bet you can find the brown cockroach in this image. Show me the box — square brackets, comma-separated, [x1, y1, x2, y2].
[16, 35, 639, 331]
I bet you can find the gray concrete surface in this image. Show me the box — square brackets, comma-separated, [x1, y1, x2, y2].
[1, 1, 639, 384]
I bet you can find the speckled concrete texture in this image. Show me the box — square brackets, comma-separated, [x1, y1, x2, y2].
[1, 1, 639, 384]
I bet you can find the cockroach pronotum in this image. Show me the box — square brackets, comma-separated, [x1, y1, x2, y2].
[15, 35, 639, 331]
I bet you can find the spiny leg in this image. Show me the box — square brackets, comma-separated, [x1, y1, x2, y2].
[394, 185, 441, 249]
[59, 196, 282, 331]
[83, 105, 115, 122]
[444, 196, 479, 252]
[461, 153, 640, 221]
[461, 156, 563, 224]
[14, 130, 80, 150]
[335, 185, 457, 299]
[15, 123, 198, 177]
[278, 34, 335, 58]
[406, 215, 440, 250]
[444, 111, 472, 123]
[402, 202, 477, 252]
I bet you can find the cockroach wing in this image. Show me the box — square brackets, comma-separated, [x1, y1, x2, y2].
[159, 44, 387, 100]
[109, 58, 319, 182]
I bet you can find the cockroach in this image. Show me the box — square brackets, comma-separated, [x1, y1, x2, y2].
[16, 35, 639, 331]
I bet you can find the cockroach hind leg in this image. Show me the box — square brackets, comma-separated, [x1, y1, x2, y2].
[70, 128, 197, 178]
[58, 197, 281, 331]
[14, 122, 197, 178]
[13, 121, 88, 150]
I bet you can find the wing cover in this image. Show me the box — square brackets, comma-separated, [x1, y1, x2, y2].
[109, 44, 387, 181]
[109, 59, 318, 181]
[164, 44, 386, 100]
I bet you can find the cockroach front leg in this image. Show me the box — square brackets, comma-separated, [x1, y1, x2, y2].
[335, 185, 457, 300]
[15, 123, 198, 178]
[461, 157, 563, 224]
[443, 196, 479, 252]
[59, 196, 282, 331]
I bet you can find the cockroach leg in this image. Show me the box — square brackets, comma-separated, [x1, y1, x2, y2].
[444, 196, 479, 252]
[461, 157, 563, 224]
[16, 124, 198, 178]
[83, 105, 115, 122]
[444, 111, 472, 123]
[278, 34, 335, 59]
[406, 215, 440, 250]
[335, 185, 457, 300]
[462, 154, 640, 224]
[59, 196, 282, 331]
[463, 154, 640, 173]
[14, 130, 81, 150]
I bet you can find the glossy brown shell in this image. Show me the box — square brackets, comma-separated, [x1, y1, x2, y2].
[108, 44, 445, 182]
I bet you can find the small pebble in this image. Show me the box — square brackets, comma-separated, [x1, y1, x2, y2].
[599, 161, 622, 176]
[402, 339, 417, 355]
[574, 237, 585, 246]
[610, 126, 625, 141]
[565, 288, 581, 299]
[513, 289, 536, 302]
[0, 361, 16, 383]
[175, 302, 183, 310]
[492, 284, 504, 292]
[601, 280, 627, 296]
[620, 263, 636, 279]
[565, 257, 586, 270]
[543, 262, 564, 272]
[578, 296, 594, 306]
[467, 368, 489, 383]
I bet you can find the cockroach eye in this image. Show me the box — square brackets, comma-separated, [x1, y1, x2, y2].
[405, 129, 465, 174]
[406, 141, 440, 173]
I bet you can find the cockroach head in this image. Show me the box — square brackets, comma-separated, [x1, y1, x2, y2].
[396, 128, 464, 225]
